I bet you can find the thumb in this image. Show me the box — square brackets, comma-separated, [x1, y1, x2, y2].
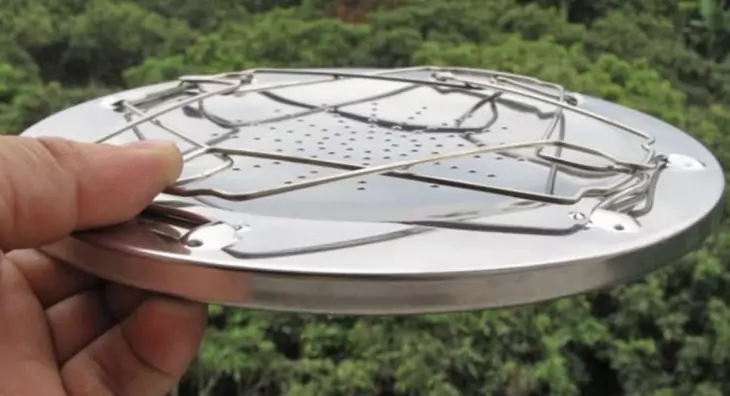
[0, 136, 182, 252]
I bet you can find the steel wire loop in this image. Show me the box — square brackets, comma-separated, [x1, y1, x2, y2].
[95, 66, 666, 231]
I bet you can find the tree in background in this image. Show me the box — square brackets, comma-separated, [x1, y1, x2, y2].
[2, 0, 730, 395]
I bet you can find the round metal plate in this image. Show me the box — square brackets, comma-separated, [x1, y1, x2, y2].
[20, 67, 724, 315]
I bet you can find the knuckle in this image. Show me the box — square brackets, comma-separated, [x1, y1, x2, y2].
[35, 137, 85, 171]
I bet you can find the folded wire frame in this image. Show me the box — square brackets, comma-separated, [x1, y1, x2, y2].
[95, 66, 666, 234]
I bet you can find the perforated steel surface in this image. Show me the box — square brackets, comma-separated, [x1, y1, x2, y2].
[20, 67, 724, 314]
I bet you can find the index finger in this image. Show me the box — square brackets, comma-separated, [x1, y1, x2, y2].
[0, 136, 181, 252]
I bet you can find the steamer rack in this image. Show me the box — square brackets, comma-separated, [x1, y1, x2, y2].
[21, 67, 724, 315]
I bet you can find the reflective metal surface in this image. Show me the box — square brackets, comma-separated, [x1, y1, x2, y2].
[20, 67, 725, 314]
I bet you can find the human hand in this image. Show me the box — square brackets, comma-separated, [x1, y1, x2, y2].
[0, 136, 208, 396]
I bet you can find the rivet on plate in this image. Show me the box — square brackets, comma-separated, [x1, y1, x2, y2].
[666, 154, 705, 170]
[187, 239, 203, 247]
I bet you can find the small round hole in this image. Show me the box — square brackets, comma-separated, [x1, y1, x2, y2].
[187, 239, 203, 247]
[614, 224, 625, 231]
[233, 167, 241, 171]
[487, 174, 495, 178]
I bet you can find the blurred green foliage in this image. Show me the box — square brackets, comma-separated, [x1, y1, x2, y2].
[3, 0, 730, 394]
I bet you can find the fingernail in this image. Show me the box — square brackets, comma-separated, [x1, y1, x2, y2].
[124, 140, 182, 184]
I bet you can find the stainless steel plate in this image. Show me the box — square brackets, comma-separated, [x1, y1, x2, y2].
[20, 67, 725, 315]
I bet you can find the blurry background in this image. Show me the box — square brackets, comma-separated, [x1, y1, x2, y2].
[2, 0, 730, 395]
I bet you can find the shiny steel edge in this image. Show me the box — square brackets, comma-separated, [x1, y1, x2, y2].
[40, 193, 723, 315]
